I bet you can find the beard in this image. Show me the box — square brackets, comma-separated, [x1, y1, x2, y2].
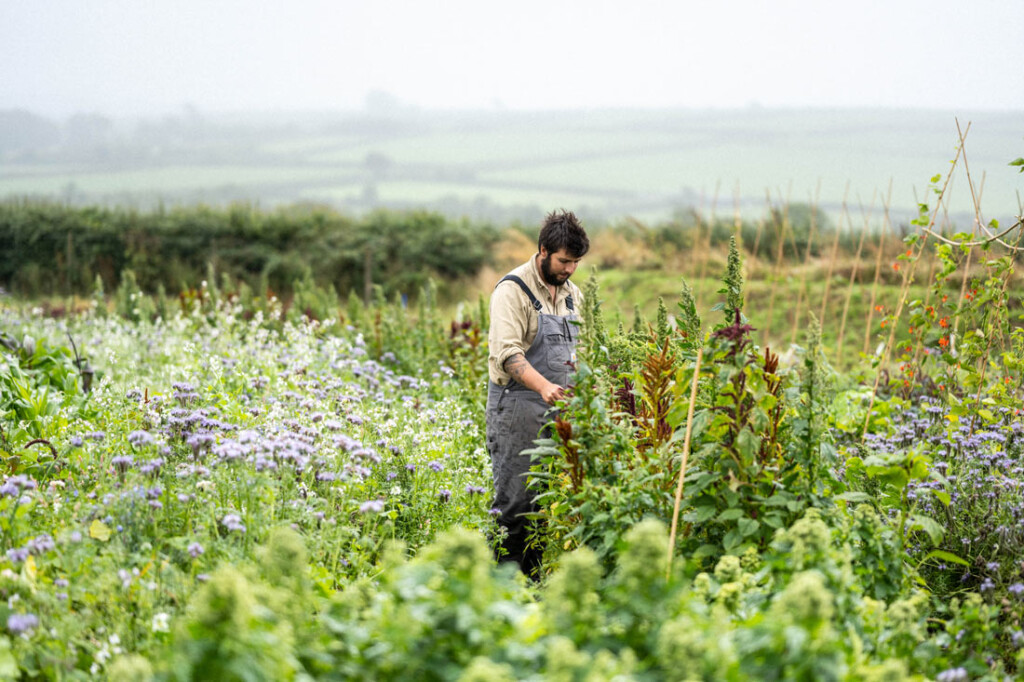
[540, 253, 569, 286]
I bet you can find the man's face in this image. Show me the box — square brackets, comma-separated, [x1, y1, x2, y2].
[540, 248, 581, 286]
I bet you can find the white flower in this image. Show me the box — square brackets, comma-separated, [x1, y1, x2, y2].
[152, 612, 170, 633]
[390, 485, 402, 496]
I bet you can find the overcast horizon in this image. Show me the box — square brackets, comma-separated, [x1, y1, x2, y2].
[4, 0, 1023, 118]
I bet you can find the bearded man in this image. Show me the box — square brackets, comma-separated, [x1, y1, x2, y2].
[485, 210, 589, 578]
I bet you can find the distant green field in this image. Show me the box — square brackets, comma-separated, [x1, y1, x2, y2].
[1, 108, 1019, 226]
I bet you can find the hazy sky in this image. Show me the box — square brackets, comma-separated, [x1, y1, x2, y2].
[3, 0, 1023, 117]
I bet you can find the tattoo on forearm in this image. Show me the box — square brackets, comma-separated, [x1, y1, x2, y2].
[504, 354, 529, 382]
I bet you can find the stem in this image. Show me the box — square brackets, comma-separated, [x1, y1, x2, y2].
[667, 346, 703, 579]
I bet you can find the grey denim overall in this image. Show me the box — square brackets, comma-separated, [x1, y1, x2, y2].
[486, 275, 577, 575]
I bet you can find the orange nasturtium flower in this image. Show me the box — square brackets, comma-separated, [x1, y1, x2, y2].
[938, 336, 949, 348]
[939, 317, 949, 328]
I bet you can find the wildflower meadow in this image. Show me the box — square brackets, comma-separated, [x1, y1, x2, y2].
[2, 160, 1024, 679]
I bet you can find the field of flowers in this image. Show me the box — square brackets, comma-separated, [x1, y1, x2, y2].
[2, 223, 1024, 679]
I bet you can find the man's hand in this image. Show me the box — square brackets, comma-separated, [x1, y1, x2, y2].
[538, 381, 565, 405]
[504, 354, 565, 405]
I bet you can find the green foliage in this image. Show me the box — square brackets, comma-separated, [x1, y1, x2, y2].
[0, 201, 498, 302]
[717, 235, 745, 323]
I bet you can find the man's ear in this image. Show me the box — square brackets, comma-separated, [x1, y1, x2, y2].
[539, 246, 548, 259]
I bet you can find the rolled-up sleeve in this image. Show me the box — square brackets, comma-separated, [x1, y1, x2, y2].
[488, 282, 530, 385]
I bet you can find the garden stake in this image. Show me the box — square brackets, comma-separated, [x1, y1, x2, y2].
[694, 182, 720, 312]
[921, 174, 955, 311]
[836, 191, 874, 367]
[819, 182, 851, 330]
[953, 171, 983, 342]
[863, 183, 894, 356]
[790, 182, 822, 346]
[763, 185, 792, 343]
[666, 345, 704, 579]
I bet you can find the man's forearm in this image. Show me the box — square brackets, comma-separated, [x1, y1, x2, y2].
[504, 353, 564, 405]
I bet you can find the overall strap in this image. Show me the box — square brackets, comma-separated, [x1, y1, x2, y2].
[498, 275, 542, 311]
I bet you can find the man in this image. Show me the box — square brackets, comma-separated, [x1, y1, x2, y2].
[486, 210, 589, 578]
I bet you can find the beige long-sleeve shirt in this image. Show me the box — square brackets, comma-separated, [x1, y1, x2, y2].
[487, 255, 583, 386]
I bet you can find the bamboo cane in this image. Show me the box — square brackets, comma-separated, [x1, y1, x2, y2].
[695, 181, 721, 311]
[790, 181, 822, 346]
[764, 186, 791, 342]
[666, 346, 705, 579]
[836, 193, 874, 367]
[954, 163, 985, 345]
[922, 173, 955, 310]
[819, 182, 851, 324]
[733, 181, 742, 239]
[863, 182, 894, 356]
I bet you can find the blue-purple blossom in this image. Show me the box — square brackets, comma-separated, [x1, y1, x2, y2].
[936, 668, 968, 682]
[140, 458, 165, 476]
[187, 542, 204, 558]
[6, 548, 29, 563]
[221, 514, 246, 533]
[111, 455, 134, 474]
[128, 430, 155, 447]
[428, 461, 444, 473]
[437, 489, 452, 503]
[6, 613, 38, 635]
[26, 534, 55, 555]
[359, 500, 385, 514]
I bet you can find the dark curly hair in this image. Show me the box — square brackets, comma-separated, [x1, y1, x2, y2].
[538, 210, 589, 258]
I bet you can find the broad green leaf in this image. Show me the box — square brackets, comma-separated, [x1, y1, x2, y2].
[717, 508, 744, 522]
[922, 549, 970, 567]
[737, 517, 759, 537]
[909, 514, 944, 546]
[836, 491, 872, 503]
[723, 529, 742, 551]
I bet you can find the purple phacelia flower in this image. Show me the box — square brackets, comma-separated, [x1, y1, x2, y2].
[111, 455, 134, 474]
[221, 514, 246, 533]
[359, 500, 385, 514]
[6, 613, 38, 635]
[6, 548, 29, 563]
[128, 430, 155, 447]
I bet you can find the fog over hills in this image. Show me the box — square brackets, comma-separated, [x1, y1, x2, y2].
[1, 104, 1020, 232]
